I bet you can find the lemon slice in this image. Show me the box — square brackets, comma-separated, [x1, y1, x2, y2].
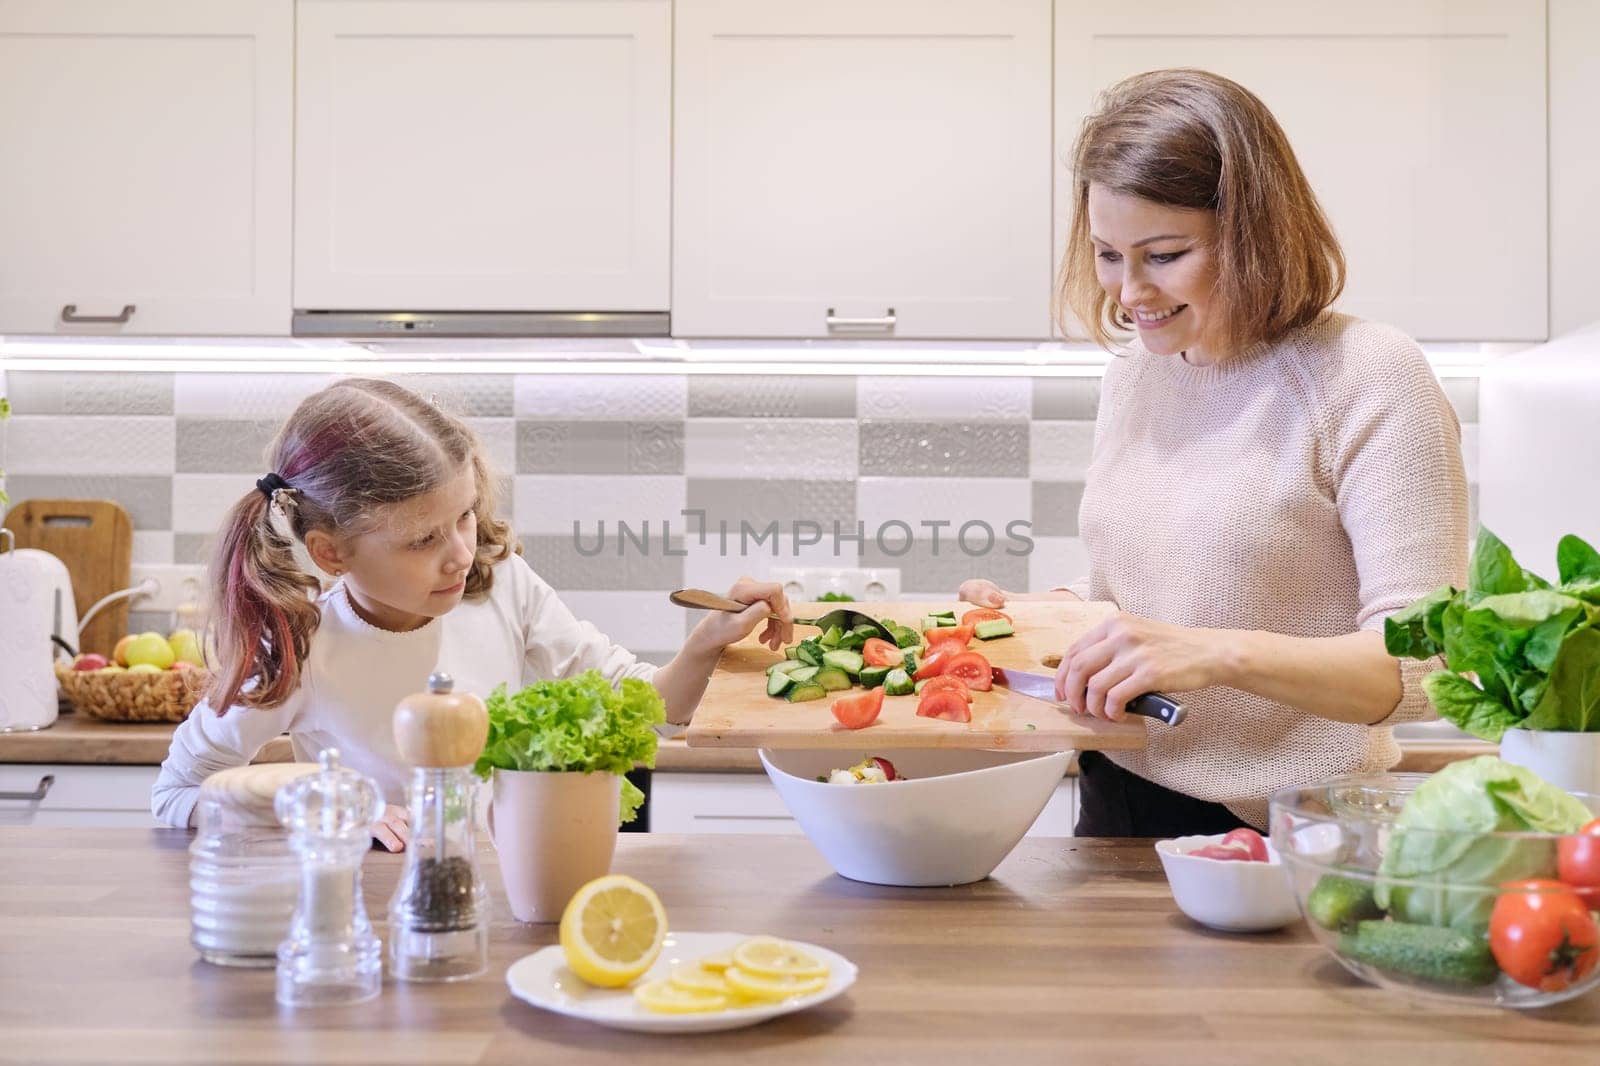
[698, 949, 734, 973]
[558, 875, 668, 988]
[667, 963, 732, 996]
[634, 978, 729, 1014]
[732, 936, 829, 979]
[723, 965, 828, 1002]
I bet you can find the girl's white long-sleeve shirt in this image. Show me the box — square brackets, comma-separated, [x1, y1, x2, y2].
[151, 554, 656, 828]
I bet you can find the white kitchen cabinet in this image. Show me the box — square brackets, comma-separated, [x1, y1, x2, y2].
[0, 0, 292, 335]
[672, 0, 1054, 339]
[294, 0, 671, 313]
[0, 764, 159, 828]
[1054, 0, 1547, 342]
[649, 772, 1075, 837]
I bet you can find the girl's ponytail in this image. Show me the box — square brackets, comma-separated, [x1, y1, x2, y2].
[204, 483, 322, 712]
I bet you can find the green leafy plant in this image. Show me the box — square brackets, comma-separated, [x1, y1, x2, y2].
[1386, 528, 1600, 741]
[816, 591, 855, 601]
[473, 670, 665, 823]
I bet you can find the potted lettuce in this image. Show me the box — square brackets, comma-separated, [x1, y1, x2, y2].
[473, 670, 664, 922]
[1387, 528, 1600, 792]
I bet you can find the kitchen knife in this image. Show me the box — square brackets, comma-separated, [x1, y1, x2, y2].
[991, 667, 1185, 726]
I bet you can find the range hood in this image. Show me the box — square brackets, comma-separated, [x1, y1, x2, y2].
[291, 310, 670, 338]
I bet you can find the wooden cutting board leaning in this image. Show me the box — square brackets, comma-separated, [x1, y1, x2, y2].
[2, 499, 133, 658]
[685, 600, 1148, 752]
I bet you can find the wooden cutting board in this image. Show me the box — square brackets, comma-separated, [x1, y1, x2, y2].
[2, 499, 133, 658]
[685, 600, 1149, 752]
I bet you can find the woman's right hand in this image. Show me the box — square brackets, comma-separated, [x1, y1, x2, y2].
[958, 579, 1007, 608]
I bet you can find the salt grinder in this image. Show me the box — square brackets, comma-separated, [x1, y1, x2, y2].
[387, 671, 491, 982]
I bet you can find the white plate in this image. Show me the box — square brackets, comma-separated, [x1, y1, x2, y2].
[504, 931, 858, 1035]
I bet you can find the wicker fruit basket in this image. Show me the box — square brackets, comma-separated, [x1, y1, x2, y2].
[54, 663, 210, 723]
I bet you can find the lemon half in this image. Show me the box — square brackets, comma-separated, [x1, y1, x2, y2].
[558, 875, 668, 988]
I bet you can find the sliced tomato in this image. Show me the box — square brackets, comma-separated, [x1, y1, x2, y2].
[961, 607, 1012, 625]
[861, 637, 903, 669]
[831, 688, 885, 730]
[941, 651, 993, 691]
[869, 756, 899, 781]
[919, 675, 973, 703]
[1220, 828, 1269, 863]
[912, 645, 956, 680]
[923, 624, 974, 649]
[1188, 844, 1253, 862]
[915, 689, 971, 723]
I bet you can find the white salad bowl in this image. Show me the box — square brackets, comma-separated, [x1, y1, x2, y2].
[758, 747, 1071, 887]
[1155, 833, 1302, 933]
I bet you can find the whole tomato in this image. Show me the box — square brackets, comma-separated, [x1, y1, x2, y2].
[1557, 818, 1600, 905]
[1488, 879, 1600, 992]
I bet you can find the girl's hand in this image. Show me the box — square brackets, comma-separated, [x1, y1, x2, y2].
[958, 578, 1007, 608]
[372, 803, 411, 852]
[1054, 612, 1225, 721]
[692, 577, 794, 652]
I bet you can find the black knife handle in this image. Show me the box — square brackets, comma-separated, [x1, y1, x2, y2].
[1126, 693, 1185, 726]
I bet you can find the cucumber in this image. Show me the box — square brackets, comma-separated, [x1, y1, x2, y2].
[767, 659, 808, 676]
[930, 608, 957, 620]
[921, 616, 945, 632]
[891, 626, 922, 649]
[766, 671, 795, 697]
[913, 678, 928, 695]
[787, 665, 820, 684]
[783, 645, 801, 660]
[851, 623, 881, 639]
[1339, 921, 1497, 987]
[1306, 874, 1382, 933]
[884, 668, 915, 696]
[813, 667, 852, 692]
[786, 682, 827, 703]
[837, 630, 869, 652]
[821, 649, 864, 676]
[819, 625, 844, 649]
[858, 665, 891, 689]
[902, 649, 919, 674]
[973, 618, 1015, 640]
[796, 642, 824, 667]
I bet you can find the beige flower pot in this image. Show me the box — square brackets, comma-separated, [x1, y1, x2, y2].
[487, 769, 620, 924]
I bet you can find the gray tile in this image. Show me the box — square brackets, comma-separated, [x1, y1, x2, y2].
[686, 479, 856, 534]
[174, 533, 213, 565]
[516, 421, 684, 475]
[389, 374, 514, 417]
[863, 538, 1029, 597]
[859, 422, 1029, 477]
[1441, 378, 1478, 423]
[3, 371, 174, 415]
[688, 376, 856, 418]
[176, 419, 279, 474]
[1033, 378, 1101, 420]
[521, 534, 685, 591]
[1, 475, 172, 530]
[126, 610, 174, 636]
[1031, 481, 1085, 537]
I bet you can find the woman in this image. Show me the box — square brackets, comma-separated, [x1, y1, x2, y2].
[960, 69, 1468, 837]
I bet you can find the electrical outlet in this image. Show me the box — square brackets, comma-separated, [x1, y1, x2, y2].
[128, 564, 206, 614]
[769, 567, 902, 602]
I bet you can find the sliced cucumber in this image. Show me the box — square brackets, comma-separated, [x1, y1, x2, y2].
[787, 665, 820, 684]
[930, 608, 957, 620]
[767, 659, 808, 676]
[920, 616, 943, 632]
[821, 649, 864, 675]
[796, 642, 824, 667]
[819, 625, 844, 649]
[913, 678, 928, 695]
[902, 649, 919, 674]
[858, 665, 891, 689]
[766, 671, 795, 697]
[891, 626, 922, 649]
[786, 682, 827, 703]
[973, 618, 1014, 640]
[813, 667, 852, 692]
[837, 630, 869, 652]
[884, 668, 915, 696]
[784, 645, 801, 661]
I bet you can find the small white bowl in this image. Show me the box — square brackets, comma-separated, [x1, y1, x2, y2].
[1155, 833, 1303, 933]
[759, 748, 1071, 887]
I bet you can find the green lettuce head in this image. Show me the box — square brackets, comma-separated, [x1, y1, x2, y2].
[1375, 756, 1593, 930]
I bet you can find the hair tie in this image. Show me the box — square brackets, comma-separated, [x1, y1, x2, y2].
[256, 472, 291, 500]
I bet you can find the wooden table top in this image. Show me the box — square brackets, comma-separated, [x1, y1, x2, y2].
[1, 828, 1594, 1065]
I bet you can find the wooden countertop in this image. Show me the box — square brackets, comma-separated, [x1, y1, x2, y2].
[1, 828, 1594, 1064]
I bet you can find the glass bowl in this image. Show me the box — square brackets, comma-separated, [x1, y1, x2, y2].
[1269, 773, 1600, 1009]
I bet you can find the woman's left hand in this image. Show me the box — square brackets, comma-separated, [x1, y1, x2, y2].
[693, 577, 794, 652]
[1054, 612, 1226, 721]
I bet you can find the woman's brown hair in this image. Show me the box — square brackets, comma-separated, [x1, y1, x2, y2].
[206, 377, 516, 712]
[1059, 68, 1345, 355]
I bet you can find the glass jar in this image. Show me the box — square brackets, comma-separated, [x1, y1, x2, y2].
[188, 763, 320, 967]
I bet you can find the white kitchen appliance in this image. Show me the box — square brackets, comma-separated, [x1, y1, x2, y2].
[0, 528, 78, 732]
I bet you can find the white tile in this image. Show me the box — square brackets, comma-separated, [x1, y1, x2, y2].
[174, 373, 338, 418]
[684, 419, 857, 479]
[857, 477, 1031, 539]
[172, 474, 255, 533]
[131, 531, 175, 566]
[1460, 422, 1479, 485]
[514, 475, 686, 536]
[681, 538, 856, 597]
[1027, 536, 1091, 593]
[857, 376, 1031, 420]
[465, 418, 516, 477]
[1030, 421, 1097, 480]
[554, 591, 683, 655]
[515, 375, 687, 419]
[4, 416, 175, 476]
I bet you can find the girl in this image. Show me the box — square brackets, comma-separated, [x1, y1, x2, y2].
[153, 377, 791, 849]
[960, 69, 1468, 836]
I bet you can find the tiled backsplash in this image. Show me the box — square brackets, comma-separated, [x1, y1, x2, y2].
[0, 369, 1480, 664]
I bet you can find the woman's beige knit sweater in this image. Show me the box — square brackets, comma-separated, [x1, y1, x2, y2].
[1076, 312, 1470, 827]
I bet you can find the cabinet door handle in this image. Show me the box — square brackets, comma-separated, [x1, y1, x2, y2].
[0, 775, 54, 803]
[825, 307, 896, 333]
[61, 304, 136, 324]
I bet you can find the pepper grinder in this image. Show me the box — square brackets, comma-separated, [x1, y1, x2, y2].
[273, 748, 385, 1007]
[387, 671, 491, 982]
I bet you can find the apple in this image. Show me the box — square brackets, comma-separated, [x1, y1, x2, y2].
[170, 660, 196, 672]
[72, 653, 109, 671]
[99, 664, 126, 673]
[112, 634, 136, 667]
[167, 628, 205, 668]
[126, 663, 164, 674]
[123, 631, 176, 670]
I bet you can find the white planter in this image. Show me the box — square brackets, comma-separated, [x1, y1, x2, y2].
[1499, 728, 1600, 795]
